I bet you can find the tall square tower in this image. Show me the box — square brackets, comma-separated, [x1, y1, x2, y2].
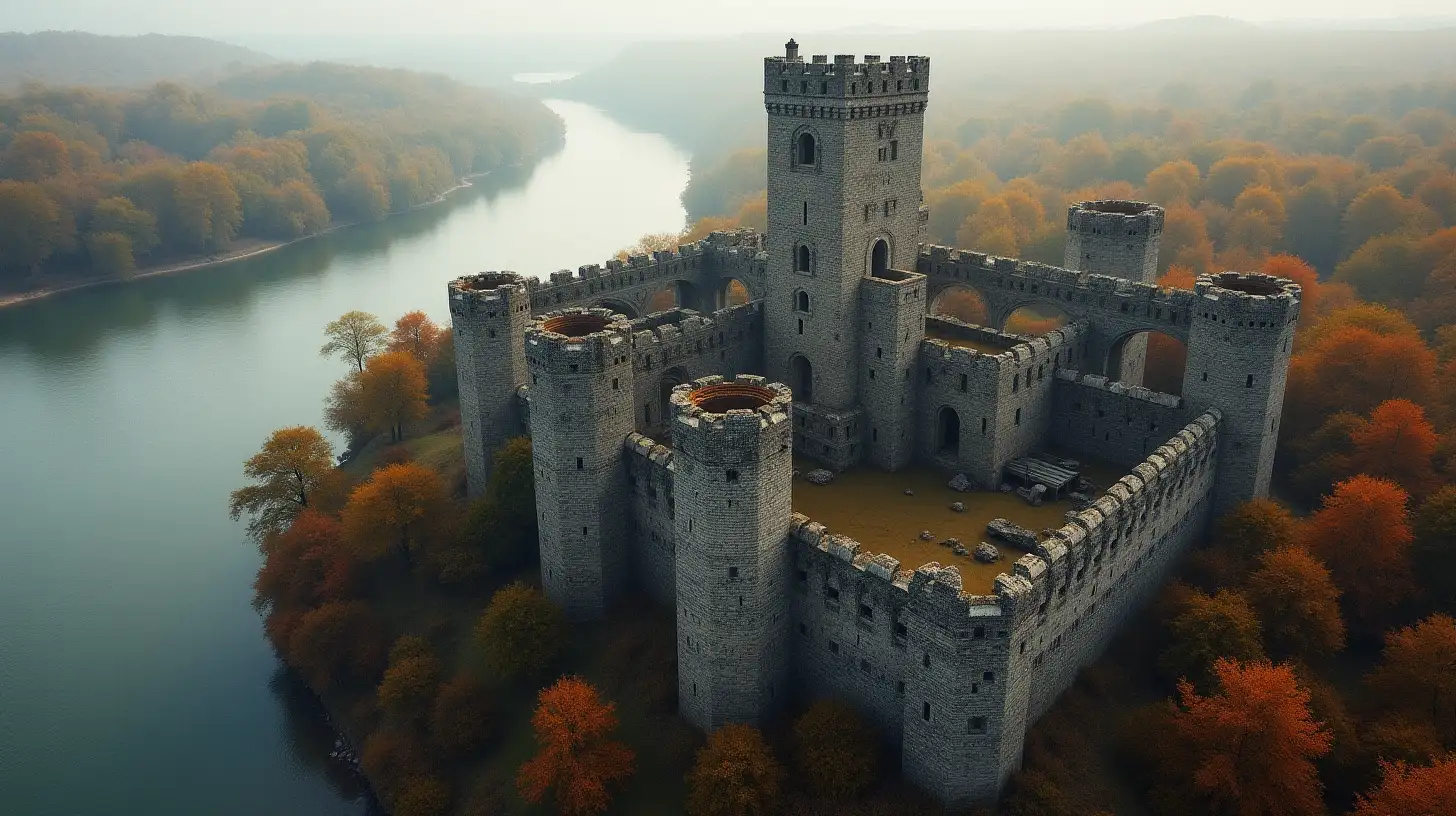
[762, 41, 930, 411]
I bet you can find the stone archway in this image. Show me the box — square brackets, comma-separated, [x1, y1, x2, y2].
[929, 283, 991, 326]
[788, 354, 814, 403]
[715, 277, 753, 309]
[659, 366, 690, 429]
[997, 301, 1071, 336]
[870, 238, 889, 277]
[1107, 329, 1187, 394]
[593, 298, 640, 319]
[937, 406, 961, 454]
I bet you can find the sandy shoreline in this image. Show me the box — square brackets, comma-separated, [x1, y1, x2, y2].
[0, 174, 485, 311]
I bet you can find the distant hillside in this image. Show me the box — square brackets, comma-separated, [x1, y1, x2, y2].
[0, 31, 274, 89]
[551, 23, 1456, 157]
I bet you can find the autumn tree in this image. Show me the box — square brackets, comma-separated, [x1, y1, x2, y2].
[173, 161, 242, 252]
[1165, 659, 1331, 816]
[361, 727, 432, 805]
[1351, 757, 1456, 816]
[1159, 589, 1266, 687]
[1211, 498, 1300, 565]
[1244, 548, 1345, 661]
[85, 231, 134, 277]
[229, 426, 337, 542]
[1260, 254, 1321, 314]
[323, 372, 369, 451]
[476, 581, 566, 679]
[388, 311, 442, 364]
[1342, 185, 1435, 257]
[377, 635, 443, 723]
[1284, 327, 1437, 436]
[90, 196, 159, 256]
[358, 351, 428, 443]
[429, 672, 497, 760]
[253, 509, 356, 613]
[340, 462, 450, 563]
[286, 601, 388, 690]
[791, 699, 879, 799]
[320, 310, 389, 372]
[1301, 476, 1416, 628]
[517, 676, 636, 816]
[462, 437, 539, 573]
[391, 777, 450, 816]
[1145, 160, 1201, 203]
[0, 180, 65, 275]
[1349, 400, 1441, 498]
[686, 724, 784, 816]
[1366, 614, 1456, 746]
[1414, 487, 1456, 611]
[1160, 204, 1214, 274]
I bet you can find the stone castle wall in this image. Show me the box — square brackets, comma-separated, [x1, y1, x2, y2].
[917, 317, 1088, 487]
[1050, 370, 1194, 469]
[628, 303, 764, 434]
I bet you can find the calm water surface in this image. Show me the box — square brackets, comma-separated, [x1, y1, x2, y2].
[0, 99, 689, 816]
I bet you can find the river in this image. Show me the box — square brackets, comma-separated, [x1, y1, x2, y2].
[0, 99, 690, 816]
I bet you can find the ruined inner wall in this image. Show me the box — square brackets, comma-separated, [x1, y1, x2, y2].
[628, 303, 764, 436]
[916, 318, 1088, 487]
[524, 230, 767, 317]
[918, 247, 1194, 382]
[1050, 370, 1194, 469]
[859, 269, 928, 471]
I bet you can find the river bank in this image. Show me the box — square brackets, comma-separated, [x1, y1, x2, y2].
[0, 173, 491, 312]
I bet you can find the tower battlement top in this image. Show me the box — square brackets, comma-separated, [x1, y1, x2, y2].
[671, 375, 792, 431]
[764, 42, 930, 98]
[448, 272, 531, 316]
[524, 307, 632, 367]
[1193, 272, 1302, 320]
[1066, 201, 1165, 233]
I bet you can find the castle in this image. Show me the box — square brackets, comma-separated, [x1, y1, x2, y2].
[447, 40, 1299, 806]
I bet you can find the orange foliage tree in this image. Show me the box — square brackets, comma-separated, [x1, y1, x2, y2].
[253, 509, 357, 612]
[1365, 614, 1456, 746]
[685, 724, 785, 816]
[229, 425, 339, 542]
[517, 676, 636, 816]
[1166, 659, 1331, 816]
[1351, 757, 1456, 816]
[1244, 548, 1346, 661]
[1300, 476, 1416, 627]
[340, 463, 451, 563]
[359, 350, 429, 443]
[1211, 498, 1300, 565]
[1348, 399, 1442, 498]
[1284, 326, 1437, 437]
[388, 310, 443, 364]
[1260, 254, 1321, 314]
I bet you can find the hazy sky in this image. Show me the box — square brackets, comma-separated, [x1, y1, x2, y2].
[5, 0, 1455, 39]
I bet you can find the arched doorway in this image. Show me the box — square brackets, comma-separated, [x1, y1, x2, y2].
[594, 298, 639, 319]
[870, 239, 889, 277]
[716, 278, 751, 309]
[930, 284, 990, 326]
[938, 406, 961, 454]
[1001, 303, 1070, 336]
[795, 245, 811, 274]
[1108, 330, 1187, 394]
[789, 355, 814, 403]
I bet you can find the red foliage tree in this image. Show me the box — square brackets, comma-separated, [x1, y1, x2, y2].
[517, 676, 636, 816]
[1244, 547, 1345, 660]
[1300, 476, 1416, 626]
[254, 509, 357, 612]
[1349, 399, 1442, 498]
[1167, 659, 1331, 816]
[285, 601, 388, 690]
[1351, 757, 1456, 816]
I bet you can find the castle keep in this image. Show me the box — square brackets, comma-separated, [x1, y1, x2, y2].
[448, 40, 1299, 806]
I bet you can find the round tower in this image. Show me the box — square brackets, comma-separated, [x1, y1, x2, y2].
[449, 272, 533, 496]
[672, 375, 795, 730]
[525, 308, 637, 620]
[1180, 272, 1301, 517]
[1064, 201, 1166, 386]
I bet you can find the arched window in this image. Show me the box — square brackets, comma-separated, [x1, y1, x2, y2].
[870, 239, 889, 277]
[795, 245, 811, 273]
[795, 290, 811, 312]
[796, 131, 816, 166]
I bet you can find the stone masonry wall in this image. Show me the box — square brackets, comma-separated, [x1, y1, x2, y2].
[859, 269, 928, 470]
[1051, 370, 1195, 469]
[624, 433, 677, 607]
[916, 318, 1088, 486]
[629, 303, 764, 435]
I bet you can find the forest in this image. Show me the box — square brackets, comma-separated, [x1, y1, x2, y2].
[0, 62, 564, 289]
[223, 34, 1456, 816]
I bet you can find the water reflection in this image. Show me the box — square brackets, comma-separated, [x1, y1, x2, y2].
[268, 666, 376, 810]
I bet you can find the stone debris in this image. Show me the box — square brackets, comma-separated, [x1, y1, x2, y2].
[944, 537, 961, 548]
[1015, 483, 1047, 506]
[948, 473, 972, 492]
[806, 469, 835, 485]
[904, 489, 915, 496]
[986, 518, 1038, 550]
[950, 501, 965, 513]
[919, 530, 935, 541]
[952, 543, 970, 557]
[999, 482, 1015, 493]
[974, 542, 1000, 563]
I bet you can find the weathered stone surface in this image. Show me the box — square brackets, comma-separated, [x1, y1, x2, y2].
[806, 469, 835, 485]
[919, 530, 934, 541]
[950, 501, 965, 513]
[948, 473, 972, 492]
[986, 518, 1038, 550]
[974, 542, 1000, 563]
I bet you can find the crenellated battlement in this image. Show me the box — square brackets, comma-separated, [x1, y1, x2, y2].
[764, 49, 931, 98]
[448, 272, 532, 318]
[670, 375, 792, 439]
[524, 308, 634, 372]
[1054, 369, 1183, 409]
[1193, 272, 1302, 323]
[921, 318, 1088, 376]
[1066, 201, 1165, 236]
